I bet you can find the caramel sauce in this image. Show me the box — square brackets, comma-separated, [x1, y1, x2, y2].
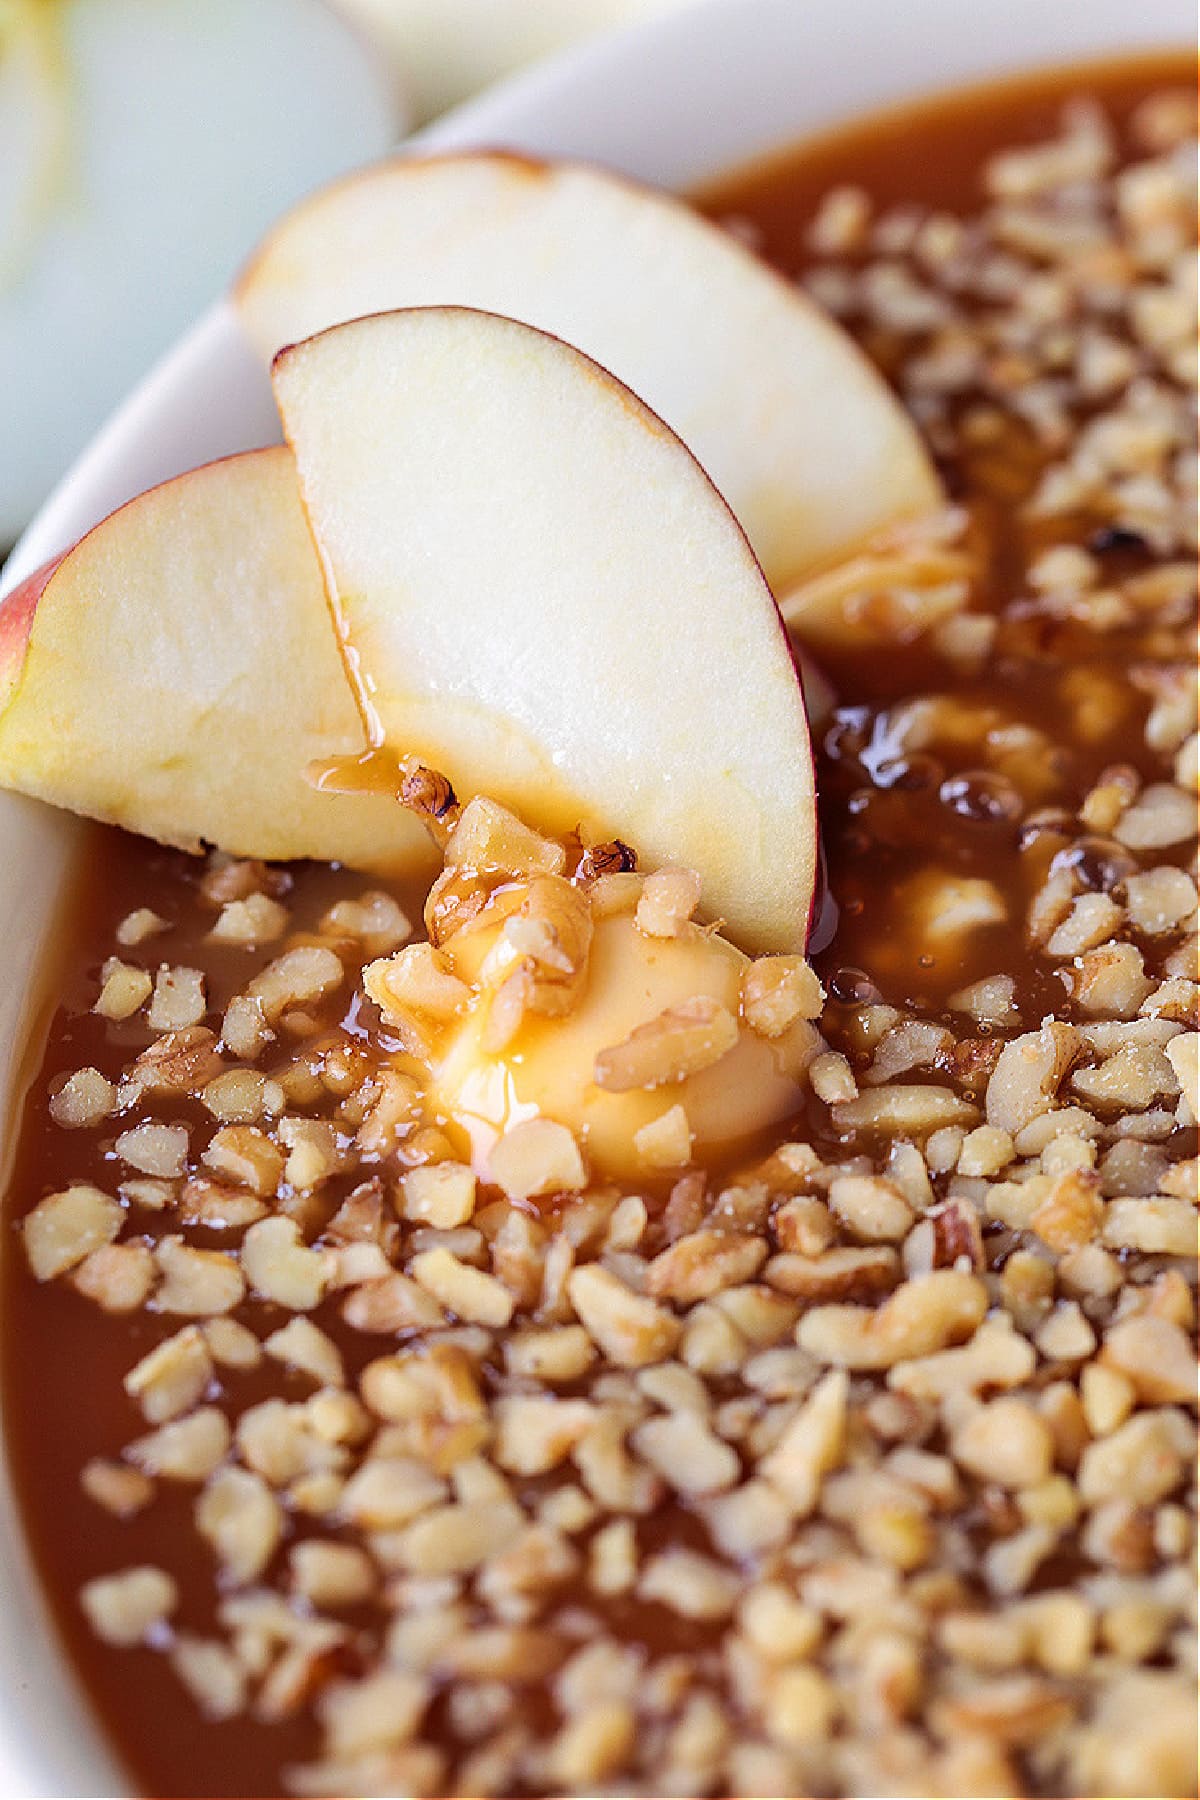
[1, 50, 1194, 1799]
[306, 745, 416, 803]
[700, 51, 1196, 1029]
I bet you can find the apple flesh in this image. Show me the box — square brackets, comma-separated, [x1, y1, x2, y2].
[274, 306, 818, 953]
[0, 0, 398, 545]
[337, 0, 695, 125]
[0, 447, 435, 874]
[238, 150, 941, 597]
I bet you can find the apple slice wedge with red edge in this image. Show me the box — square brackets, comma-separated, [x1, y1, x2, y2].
[274, 306, 818, 953]
[0, 447, 435, 875]
[236, 151, 941, 601]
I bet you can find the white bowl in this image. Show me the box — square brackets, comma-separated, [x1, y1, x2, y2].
[0, 0, 1186, 1790]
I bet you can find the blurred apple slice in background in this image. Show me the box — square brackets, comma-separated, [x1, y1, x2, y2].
[335, 0, 698, 125]
[238, 151, 941, 598]
[0, 0, 400, 549]
[0, 447, 434, 873]
[0, 5, 64, 296]
[275, 306, 818, 953]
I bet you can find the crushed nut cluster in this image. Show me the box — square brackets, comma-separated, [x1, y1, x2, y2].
[10, 81, 1199, 1800]
[791, 87, 1196, 651]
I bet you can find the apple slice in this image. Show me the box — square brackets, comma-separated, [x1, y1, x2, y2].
[0, 0, 399, 546]
[237, 150, 940, 597]
[337, 0, 694, 125]
[0, 447, 434, 874]
[274, 306, 817, 952]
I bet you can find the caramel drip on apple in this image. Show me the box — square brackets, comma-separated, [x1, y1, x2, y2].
[306, 748, 461, 847]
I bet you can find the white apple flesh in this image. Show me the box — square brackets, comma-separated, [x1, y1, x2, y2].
[336, 0, 697, 125]
[274, 306, 819, 953]
[0, 447, 435, 873]
[238, 150, 941, 598]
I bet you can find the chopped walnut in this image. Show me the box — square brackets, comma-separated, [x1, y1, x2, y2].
[488, 1118, 586, 1202]
[445, 796, 565, 877]
[767, 1245, 898, 1303]
[742, 955, 825, 1037]
[153, 1236, 245, 1317]
[148, 965, 207, 1031]
[94, 958, 153, 1021]
[290, 1541, 376, 1608]
[410, 1248, 515, 1329]
[322, 889, 412, 956]
[342, 1272, 445, 1334]
[130, 1026, 224, 1096]
[633, 1104, 694, 1169]
[49, 1067, 116, 1128]
[645, 1230, 767, 1303]
[594, 997, 739, 1090]
[549, 1700, 636, 1788]
[203, 1317, 261, 1371]
[1113, 781, 1195, 848]
[389, 1497, 525, 1579]
[951, 1399, 1055, 1488]
[126, 1407, 231, 1482]
[249, 946, 344, 1021]
[760, 1368, 848, 1513]
[116, 1121, 189, 1178]
[23, 1184, 123, 1281]
[635, 865, 702, 937]
[115, 908, 168, 947]
[639, 1548, 739, 1620]
[568, 1264, 681, 1368]
[171, 1636, 247, 1721]
[364, 943, 469, 1037]
[71, 1241, 155, 1313]
[278, 1117, 339, 1191]
[195, 1466, 284, 1584]
[399, 1161, 476, 1228]
[1102, 1196, 1195, 1255]
[80, 1566, 177, 1647]
[1101, 1313, 1197, 1404]
[494, 1396, 597, 1477]
[809, 1050, 859, 1103]
[833, 1083, 978, 1133]
[243, 1218, 326, 1311]
[797, 1269, 987, 1369]
[125, 1326, 214, 1423]
[828, 1173, 915, 1242]
[81, 1459, 155, 1520]
[986, 1023, 1080, 1133]
[222, 993, 271, 1059]
[265, 1317, 345, 1388]
[338, 1457, 446, 1531]
[201, 1069, 283, 1124]
[1077, 1409, 1191, 1507]
[630, 1409, 739, 1496]
[209, 893, 289, 946]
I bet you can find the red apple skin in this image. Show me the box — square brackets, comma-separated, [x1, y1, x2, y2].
[275, 309, 820, 957]
[0, 450, 439, 872]
[0, 556, 64, 711]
